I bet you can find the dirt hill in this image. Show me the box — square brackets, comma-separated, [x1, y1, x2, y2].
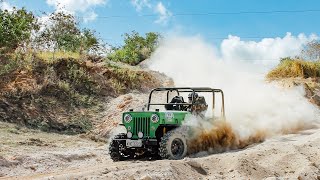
[0, 55, 169, 137]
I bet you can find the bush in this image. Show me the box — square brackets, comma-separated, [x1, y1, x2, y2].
[108, 31, 160, 65]
[0, 58, 21, 76]
[0, 52, 28, 76]
[0, 8, 38, 53]
[36, 12, 101, 55]
[267, 57, 320, 79]
[53, 58, 99, 95]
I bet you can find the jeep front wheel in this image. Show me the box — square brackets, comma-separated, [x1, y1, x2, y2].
[159, 130, 188, 160]
[109, 140, 122, 161]
[109, 133, 127, 161]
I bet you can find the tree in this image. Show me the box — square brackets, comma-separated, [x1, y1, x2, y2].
[302, 40, 320, 61]
[108, 31, 160, 65]
[36, 12, 103, 56]
[36, 12, 81, 52]
[79, 28, 99, 54]
[0, 8, 39, 53]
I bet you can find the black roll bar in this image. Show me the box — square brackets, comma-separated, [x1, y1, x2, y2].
[147, 87, 225, 120]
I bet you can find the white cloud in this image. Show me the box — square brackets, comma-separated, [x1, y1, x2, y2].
[154, 2, 172, 25]
[46, 0, 107, 22]
[83, 11, 98, 23]
[0, 1, 13, 11]
[220, 32, 318, 66]
[131, 0, 151, 12]
[130, 1, 172, 25]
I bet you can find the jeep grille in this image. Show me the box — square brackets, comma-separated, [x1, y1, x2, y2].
[133, 117, 150, 137]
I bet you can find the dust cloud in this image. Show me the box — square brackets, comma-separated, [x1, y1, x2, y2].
[186, 120, 266, 155]
[148, 35, 320, 154]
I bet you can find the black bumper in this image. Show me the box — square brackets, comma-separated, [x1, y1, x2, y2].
[113, 138, 158, 146]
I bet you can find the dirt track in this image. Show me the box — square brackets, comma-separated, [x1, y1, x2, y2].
[1, 122, 320, 180]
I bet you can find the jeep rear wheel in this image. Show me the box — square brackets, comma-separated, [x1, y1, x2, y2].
[159, 130, 188, 160]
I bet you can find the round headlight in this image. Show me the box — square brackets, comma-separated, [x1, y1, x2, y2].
[127, 132, 132, 138]
[151, 114, 159, 123]
[138, 132, 143, 138]
[124, 114, 132, 123]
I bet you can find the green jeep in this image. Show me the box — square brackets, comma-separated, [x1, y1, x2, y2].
[109, 87, 225, 161]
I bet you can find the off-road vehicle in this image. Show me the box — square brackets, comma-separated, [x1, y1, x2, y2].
[109, 87, 225, 161]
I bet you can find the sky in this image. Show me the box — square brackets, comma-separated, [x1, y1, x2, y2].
[1, 0, 320, 47]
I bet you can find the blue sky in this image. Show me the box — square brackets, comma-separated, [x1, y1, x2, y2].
[3, 0, 320, 46]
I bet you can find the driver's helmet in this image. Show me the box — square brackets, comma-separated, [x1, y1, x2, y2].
[188, 92, 198, 102]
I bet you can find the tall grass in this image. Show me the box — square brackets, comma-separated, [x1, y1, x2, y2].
[267, 58, 320, 79]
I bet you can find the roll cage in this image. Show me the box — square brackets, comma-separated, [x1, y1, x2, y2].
[147, 87, 225, 119]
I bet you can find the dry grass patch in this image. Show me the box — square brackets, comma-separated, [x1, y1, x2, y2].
[267, 58, 320, 79]
[36, 51, 81, 63]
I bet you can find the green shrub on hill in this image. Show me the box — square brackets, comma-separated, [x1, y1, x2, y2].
[0, 8, 39, 53]
[108, 31, 160, 65]
[35, 12, 102, 55]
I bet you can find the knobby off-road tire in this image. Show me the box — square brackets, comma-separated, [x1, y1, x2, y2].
[109, 133, 126, 162]
[159, 130, 188, 160]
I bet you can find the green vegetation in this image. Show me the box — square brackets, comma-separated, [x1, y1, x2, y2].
[0, 7, 161, 135]
[0, 8, 39, 53]
[80, 28, 100, 54]
[35, 12, 101, 55]
[108, 31, 160, 65]
[267, 57, 320, 79]
[106, 64, 155, 94]
[0, 54, 159, 134]
[0, 55, 22, 76]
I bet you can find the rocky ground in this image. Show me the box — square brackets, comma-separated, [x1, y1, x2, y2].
[0, 121, 319, 180]
[0, 122, 108, 178]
